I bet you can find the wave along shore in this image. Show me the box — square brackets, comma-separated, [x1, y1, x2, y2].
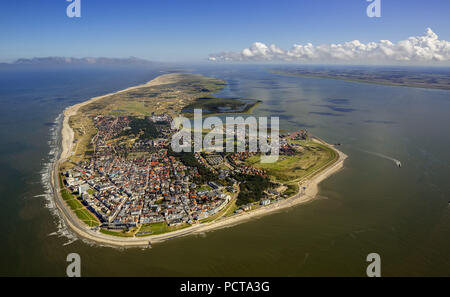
[50, 74, 348, 248]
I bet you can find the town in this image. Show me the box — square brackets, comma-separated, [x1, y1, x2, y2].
[60, 114, 308, 234]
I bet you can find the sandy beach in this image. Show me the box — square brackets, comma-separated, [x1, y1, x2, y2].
[51, 74, 348, 248]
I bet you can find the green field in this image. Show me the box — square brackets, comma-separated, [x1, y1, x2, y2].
[245, 140, 338, 185]
[283, 183, 299, 198]
[223, 199, 239, 217]
[196, 184, 213, 191]
[60, 188, 99, 227]
[100, 228, 135, 237]
[136, 222, 191, 237]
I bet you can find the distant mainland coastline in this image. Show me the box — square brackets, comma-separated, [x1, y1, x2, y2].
[271, 67, 450, 90]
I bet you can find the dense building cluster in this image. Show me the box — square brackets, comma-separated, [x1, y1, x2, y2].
[61, 114, 308, 231]
[63, 115, 231, 229]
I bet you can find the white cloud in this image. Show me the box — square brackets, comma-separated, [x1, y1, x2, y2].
[208, 28, 450, 65]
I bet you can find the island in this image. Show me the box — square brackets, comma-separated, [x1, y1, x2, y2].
[51, 73, 347, 247]
[272, 67, 450, 91]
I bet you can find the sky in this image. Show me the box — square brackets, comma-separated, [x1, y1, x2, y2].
[1, 0, 450, 64]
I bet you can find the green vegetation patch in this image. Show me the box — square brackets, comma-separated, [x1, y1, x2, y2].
[233, 174, 274, 206]
[136, 222, 190, 236]
[196, 185, 213, 191]
[75, 210, 99, 227]
[118, 117, 162, 140]
[66, 197, 82, 211]
[284, 183, 299, 198]
[60, 188, 99, 227]
[61, 188, 73, 201]
[245, 141, 337, 184]
[100, 228, 134, 237]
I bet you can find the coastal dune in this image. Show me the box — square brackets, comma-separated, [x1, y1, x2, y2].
[52, 74, 348, 248]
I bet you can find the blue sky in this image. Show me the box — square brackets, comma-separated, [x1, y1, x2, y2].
[1, 0, 450, 62]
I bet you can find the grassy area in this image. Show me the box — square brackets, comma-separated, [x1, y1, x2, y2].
[284, 183, 299, 198]
[224, 199, 239, 217]
[196, 185, 212, 191]
[60, 188, 99, 227]
[136, 222, 191, 237]
[100, 228, 135, 237]
[61, 188, 73, 201]
[66, 197, 82, 210]
[245, 140, 337, 185]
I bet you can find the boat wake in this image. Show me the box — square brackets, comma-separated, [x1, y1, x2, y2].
[358, 149, 402, 167]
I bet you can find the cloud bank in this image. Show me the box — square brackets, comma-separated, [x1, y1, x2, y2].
[209, 28, 450, 65]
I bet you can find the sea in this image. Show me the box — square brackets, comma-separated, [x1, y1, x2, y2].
[0, 64, 449, 276]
